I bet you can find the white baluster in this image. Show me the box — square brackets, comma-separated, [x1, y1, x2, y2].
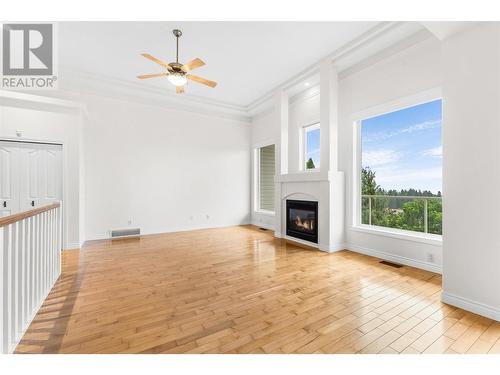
[52, 209, 56, 283]
[10, 222, 18, 349]
[58, 206, 62, 274]
[0, 204, 63, 353]
[42, 212, 47, 296]
[29, 217, 34, 323]
[2, 225, 13, 353]
[23, 218, 29, 326]
[48, 210, 52, 287]
[0, 226, 5, 354]
[36, 215, 41, 310]
[16, 220, 24, 341]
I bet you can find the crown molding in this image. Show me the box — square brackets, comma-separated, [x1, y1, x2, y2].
[247, 23, 435, 119]
[245, 21, 403, 116]
[338, 28, 434, 80]
[50, 22, 434, 124]
[0, 89, 87, 116]
[57, 67, 252, 123]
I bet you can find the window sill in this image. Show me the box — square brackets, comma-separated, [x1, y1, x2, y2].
[350, 224, 442, 246]
[301, 168, 321, 173]
[254, 210, 275, 216]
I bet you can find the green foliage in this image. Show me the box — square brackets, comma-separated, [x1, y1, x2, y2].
[361, 167, 381, 195]
[361, 167, 442, 235]
[306, 158, 316, 169]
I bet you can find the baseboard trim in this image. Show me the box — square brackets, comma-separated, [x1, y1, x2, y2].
[347, 244, 442, 274]
[442, 291, 500, 322]
[251, 221, 275, 231]
[64, 242, 80, 250]
[85, 221, 252, 243]
[319, 243, 347, 253]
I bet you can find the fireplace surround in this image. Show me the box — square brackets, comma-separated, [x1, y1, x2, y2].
[286, 199, 318, 244]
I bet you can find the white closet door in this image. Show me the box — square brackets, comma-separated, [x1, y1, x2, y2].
[0, 144, 20, 217]
[0, 141, 62, 215]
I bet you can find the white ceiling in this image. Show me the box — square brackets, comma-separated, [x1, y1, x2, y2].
[58, 22, 379, 107]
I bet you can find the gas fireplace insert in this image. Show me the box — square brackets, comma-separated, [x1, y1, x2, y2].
[286, 199, 318, 244]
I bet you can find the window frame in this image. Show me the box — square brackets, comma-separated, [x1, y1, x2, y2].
[254, 142, 276, 215]
[351, 88, 443, 244]
[301, 122, 321, 171]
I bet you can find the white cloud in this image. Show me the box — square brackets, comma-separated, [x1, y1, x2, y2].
[364, 120, 441, 142]
[400, 120, 441, 134]
[362, 149, 400, 167]
[375, 166, 442, 193]
[422, 145, 442, 158]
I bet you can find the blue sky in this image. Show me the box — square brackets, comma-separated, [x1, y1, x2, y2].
[306, 128, 320, 168]
[361, 99, 442, 193]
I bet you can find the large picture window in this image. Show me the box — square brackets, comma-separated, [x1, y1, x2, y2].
[358, 99, 442, 235]
[256, 144, 275, 212]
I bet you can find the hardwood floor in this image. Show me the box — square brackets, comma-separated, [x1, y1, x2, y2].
[15, 225, 500, 354]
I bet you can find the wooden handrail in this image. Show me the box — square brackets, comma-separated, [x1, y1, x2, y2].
[0, 202, 60, 228]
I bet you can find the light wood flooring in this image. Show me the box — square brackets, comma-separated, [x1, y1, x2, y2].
[15, 225, 500, 354]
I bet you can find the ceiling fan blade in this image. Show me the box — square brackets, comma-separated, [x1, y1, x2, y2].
[176, 86, 185, 94]
[181, 58, 205, 72]
[187, 74, 217, 88]
[141, 53, 170, 68]
[137, 72, 169, 79]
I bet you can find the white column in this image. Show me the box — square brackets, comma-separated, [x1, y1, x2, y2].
[274, 90, 288, 238]
[276, 90, 289, 175]
[441, 23, 500, 320]
[319, 60, 339, 173]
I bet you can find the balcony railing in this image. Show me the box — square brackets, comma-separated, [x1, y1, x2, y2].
[0, 202, 62, 354]
[361, 195, 442, 235]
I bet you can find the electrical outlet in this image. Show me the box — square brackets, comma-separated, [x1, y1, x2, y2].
[426, 253, 434, 263]
[127, 219, 132, 225]
[206, 215, 210, 220]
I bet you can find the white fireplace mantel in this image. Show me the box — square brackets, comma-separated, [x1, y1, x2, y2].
[274, 170, 345, 253]
[273, 59, 345, 253]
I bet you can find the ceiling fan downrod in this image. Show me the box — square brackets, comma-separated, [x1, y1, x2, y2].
[173, 29, 182, 64]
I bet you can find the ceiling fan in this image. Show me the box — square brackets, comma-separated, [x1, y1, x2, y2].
[137, 29, 217, 94]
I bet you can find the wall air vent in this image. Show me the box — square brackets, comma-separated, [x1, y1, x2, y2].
[110, 228, 141, 238]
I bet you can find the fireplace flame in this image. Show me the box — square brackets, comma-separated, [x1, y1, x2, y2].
[294, 215, 314, 231]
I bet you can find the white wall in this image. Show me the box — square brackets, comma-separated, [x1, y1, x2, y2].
[250, 110, 278, 229]
[251, 36, 444, 272]
[81, 94, 251, 241]
[1, 89, 251, 244]
[288, 90, 321, 173]
[340, 36, 443, 273]
[0, 101, 82, 249]
[441, 23, 500, 320]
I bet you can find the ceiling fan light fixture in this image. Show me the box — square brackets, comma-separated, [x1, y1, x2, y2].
[167, 73, 187, 87]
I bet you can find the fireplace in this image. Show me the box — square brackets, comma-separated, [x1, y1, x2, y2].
[286, 200, 318, 244]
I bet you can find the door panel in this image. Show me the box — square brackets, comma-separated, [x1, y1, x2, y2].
[46, 150, 58, 198]
[0, 140, 62, 216]
[0, 146, 18, 217]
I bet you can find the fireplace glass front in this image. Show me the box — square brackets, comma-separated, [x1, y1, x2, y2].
[286, 200, 318, 244]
